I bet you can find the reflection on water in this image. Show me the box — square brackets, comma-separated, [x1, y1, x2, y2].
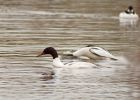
[119, 18, 139, 27]
[0, 0, 140, 100]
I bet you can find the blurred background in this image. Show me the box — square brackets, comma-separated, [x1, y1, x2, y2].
[0, 0, 139, 100]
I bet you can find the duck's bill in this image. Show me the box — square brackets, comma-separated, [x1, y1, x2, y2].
[37, 52, 44, 57]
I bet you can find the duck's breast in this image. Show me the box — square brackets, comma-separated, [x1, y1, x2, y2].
[53, 58, 64, 67]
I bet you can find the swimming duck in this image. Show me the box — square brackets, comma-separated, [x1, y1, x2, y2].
[37, 47, 96, 68]
[72, 47, 117, 60]
[119, 6, 139, 19]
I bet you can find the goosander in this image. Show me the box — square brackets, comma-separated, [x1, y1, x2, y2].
[73, 47, 117, 60]
[37, 47, 96, 68]
[119, 6, 139, 19]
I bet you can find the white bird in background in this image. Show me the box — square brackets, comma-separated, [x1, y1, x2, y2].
[119, 6, 139, 19]
[37, 47, 96, 68]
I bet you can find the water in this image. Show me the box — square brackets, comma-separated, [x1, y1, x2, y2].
[0, 0, 140, 100]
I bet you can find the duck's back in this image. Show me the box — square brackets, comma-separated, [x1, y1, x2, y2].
[119, 12, 139, 19]
[73, 47, 99, 59]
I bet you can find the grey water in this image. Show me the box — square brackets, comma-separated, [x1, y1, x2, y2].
[0, 0, 140, 100]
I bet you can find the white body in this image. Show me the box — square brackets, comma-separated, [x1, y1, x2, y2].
[53, 57, 96, 68]
[73, 47, 117, 60]
[119, 12, 139, 19]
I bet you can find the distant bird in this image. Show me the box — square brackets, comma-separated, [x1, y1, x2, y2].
[119, 6, 139, 19]
[37, 47, 96, 68]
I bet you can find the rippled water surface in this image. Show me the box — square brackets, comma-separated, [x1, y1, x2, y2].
[0, 0, 140, 100]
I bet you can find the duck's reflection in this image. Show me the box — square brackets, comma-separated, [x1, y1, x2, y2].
[119, 18, 139, 27]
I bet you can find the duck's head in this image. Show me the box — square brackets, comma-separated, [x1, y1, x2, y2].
[128, 6, 133, 10]
[37, 47, 58, 59]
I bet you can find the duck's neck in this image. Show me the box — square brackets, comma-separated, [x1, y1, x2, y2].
[52, 57, 64, 67]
